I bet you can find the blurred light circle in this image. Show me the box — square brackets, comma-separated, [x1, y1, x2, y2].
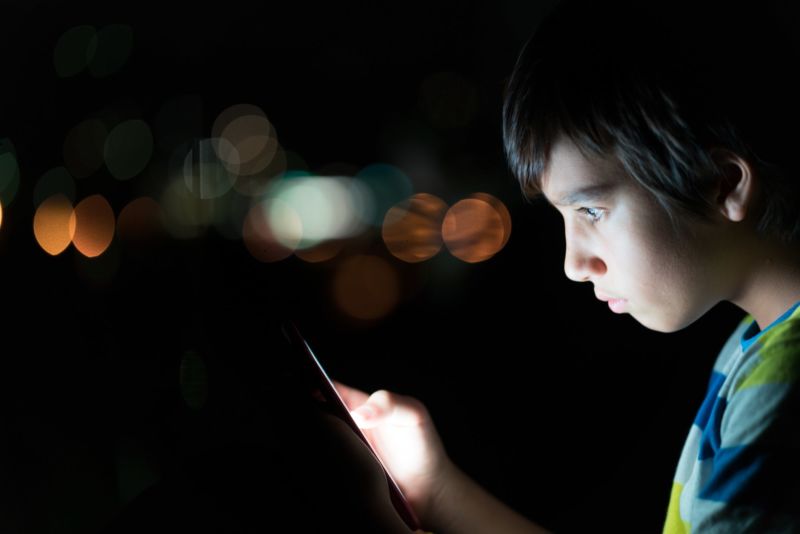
[232, 143, 287, 197]
[53, 25, 96, 78]
[104, 119, 154, 180]
[88, 24, 133, 78]
[469, 192, 512, 250]
[261, 197, 304, 249]
[268, 175, 363, 248]
[63, 119, 108, 178]
[117, 196, 165, 242]
[160, 175, 215, 238]
[242, 201, 298, 262]
[442, 198, 505, 263]
[218, 114, 277, 176]
[33, 167, 76, 208]
[72, 194, 115, 258]
[294, 238, 346, 263]
[212, 104, 272, 139]
[182, 138, 237, 199]
[332, 254, 400, 321]
[382, 193, 448, 263]
[33, 194, 76, 255]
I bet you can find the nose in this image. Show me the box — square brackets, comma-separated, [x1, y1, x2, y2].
[563, 233, 606, 283]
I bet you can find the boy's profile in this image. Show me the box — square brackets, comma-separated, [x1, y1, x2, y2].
[328, 0, 800, 532]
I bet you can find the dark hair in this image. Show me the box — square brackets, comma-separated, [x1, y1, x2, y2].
[502, 0, 800, 244]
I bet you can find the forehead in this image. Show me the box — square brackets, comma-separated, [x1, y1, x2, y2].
[541, 137, 624, 206]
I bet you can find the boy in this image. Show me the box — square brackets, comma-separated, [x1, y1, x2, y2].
[331, 0, 800, 532]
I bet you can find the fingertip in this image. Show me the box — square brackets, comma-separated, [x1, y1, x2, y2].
[351, 405, 381, 428]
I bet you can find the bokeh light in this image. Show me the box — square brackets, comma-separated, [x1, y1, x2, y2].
[213, 104, 275, 172]
[470, 192, 512, 249]
[87, 24, 133, 78]
[34, 194, 76, 256]
[117, 196, 165, 242]
[63, 119, 108, 178]
[53, 25, 96, 78]
[0, 139, 20, 207]
[294, 238, 346, 263]
[266, 174, 366, 249]
[382, 193, 448, 263]
[160, 175, 216, 239]
[442, 197, 505, 263]
[353, 163, 414, 227]
[242, 200, 298, 262]
[232, 143, 287, 197]
[104, 119, 154, 180]
[218, 113, 277, 176]
[72, 194, 115, 258]
[33, 167, 76, 208]
[332, 254, 400, 321]
[419, 71, 478, 129]
[182, 138, 236, 199]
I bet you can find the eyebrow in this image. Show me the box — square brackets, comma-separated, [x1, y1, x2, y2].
[544, 182, 618, 207]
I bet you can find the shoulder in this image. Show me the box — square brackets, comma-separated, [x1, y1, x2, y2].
[718, 311, 800, 446]
[732, 312, 800, 394]
[712, 314, 755, 372]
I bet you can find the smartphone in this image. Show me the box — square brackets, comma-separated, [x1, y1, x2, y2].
[279, 319, 421, 531]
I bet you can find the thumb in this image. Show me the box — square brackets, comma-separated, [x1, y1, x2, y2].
[350, 389, 425, 429]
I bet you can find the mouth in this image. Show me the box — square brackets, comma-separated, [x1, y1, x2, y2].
[607, 298, 627, 313]
[595, 291, 619, 302]
[596, 291, 627, 313]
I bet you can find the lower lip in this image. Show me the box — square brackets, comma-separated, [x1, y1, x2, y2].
[608, 298, 627, 313]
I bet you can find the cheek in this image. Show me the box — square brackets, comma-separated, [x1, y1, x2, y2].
[611, 226, 685, 299]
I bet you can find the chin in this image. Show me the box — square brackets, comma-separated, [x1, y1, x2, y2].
[634, 310, 695, 334]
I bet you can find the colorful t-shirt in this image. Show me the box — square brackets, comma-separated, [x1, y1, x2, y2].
[662, 300, 800, 533]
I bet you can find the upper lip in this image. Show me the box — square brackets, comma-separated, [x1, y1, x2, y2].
[596, 291, 624, 302]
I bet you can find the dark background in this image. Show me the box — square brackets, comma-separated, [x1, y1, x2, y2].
[0, 0, 777, 532]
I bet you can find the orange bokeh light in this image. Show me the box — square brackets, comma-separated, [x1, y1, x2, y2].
[294, 239, 346, 263]
[441, 198, 505, 263]
[470, 192, 511, 249]
[382, 193, 447, 263]
[72, 194, 115, 257]
[33, 194, 76, 255]
[332, 255, 400, 321]
[242, 203, 297, 262]
[117, 196, 165, 242]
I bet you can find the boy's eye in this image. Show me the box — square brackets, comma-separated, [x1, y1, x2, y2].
[575, 207, 603, 223]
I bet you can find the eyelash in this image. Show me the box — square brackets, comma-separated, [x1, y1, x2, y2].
[576, 207, 603, 224]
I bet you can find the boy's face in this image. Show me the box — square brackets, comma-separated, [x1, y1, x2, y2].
[540, 135, 734, 333]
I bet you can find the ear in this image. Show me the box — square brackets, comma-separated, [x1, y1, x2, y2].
[709, 148, 756, 223]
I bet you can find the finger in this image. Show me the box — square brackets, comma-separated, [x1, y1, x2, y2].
[354, 389, 426, 428]
[332, 379, 370, 410]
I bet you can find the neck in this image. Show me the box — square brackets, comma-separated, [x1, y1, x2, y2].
[730, 238, 800, 331]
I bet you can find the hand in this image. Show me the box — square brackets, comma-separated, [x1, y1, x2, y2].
[332, 380, 454, 528]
